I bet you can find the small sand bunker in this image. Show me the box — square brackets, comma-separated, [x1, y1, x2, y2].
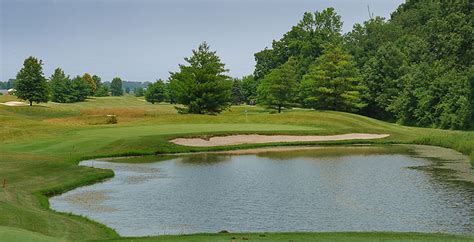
[0, 101, 28, 106]
[171, 133, 390, 147]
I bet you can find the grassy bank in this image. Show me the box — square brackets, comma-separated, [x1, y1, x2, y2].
[102, 232, 474, 241]
[0, 95, 473, 241]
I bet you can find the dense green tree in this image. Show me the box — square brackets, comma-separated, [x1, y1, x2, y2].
[95, 86, 109, 97]
[389, 62, 471, 129]
[83, 73, 96, 95]
[253, 8, 343, 81]
[257, 57, 298, 113]
[110, 77, 123, 96]
[69, 76, 90, 102]
[92, 75, 101, 88]
[345, 17, 401, 69]
[241, 75, 258, 105]
[92, 75, 107, 97]
[0, 79, 16, 89]
[15, 56, 49, 106]
[360, 43, 406, 118]
[231, 78, 244, 105]
[145, 80, 166, 104]
[125, 87, 130, 94]
[169, 42, 232, 114]
[342, 1, 473, 129]
[301, 46, 364, 112]
[134, 87, 144, 97]
[49, 68, 71, 103]
[163, 82, 176, 104]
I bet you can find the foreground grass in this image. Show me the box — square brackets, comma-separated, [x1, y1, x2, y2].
[100, 232, 474, 242]
[0, 96, 473, 241]
[0, 226, 64, 242]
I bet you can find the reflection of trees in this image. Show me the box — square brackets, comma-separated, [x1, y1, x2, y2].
[179, 153, 231, 165]
[256, 146, 404, 161]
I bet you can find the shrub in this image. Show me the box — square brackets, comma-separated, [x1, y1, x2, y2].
[106, 115, 118, 124]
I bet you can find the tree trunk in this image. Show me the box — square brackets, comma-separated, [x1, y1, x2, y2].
[278, 105, 281, 113]
[29, 100, 32, 106]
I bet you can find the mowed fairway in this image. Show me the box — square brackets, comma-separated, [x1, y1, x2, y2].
[0, 95, 473, 241]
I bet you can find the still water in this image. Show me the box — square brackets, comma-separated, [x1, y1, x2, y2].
[50, 146, 473, 236]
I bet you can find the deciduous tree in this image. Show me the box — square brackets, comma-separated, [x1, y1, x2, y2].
[15, 56, 49, 106]
[83, 73, 96, 94]
[241, 75, 258, 105]
[257, 57, 298, 113]
[145, 80, 166, 104]
[110, 77, 123, 96]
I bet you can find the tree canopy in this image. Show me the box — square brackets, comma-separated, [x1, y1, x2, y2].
[252, 2, 473, 129]
[50, 68, 70, 103]
[257, 57, 298, 113]
[145, 80, 166, 104]
[301, 45, 364, 112]
[169, 42, 232, 114]
[83, 73, 96, 95]
[110, 77, 123, 96]
[15, 56, 49, 106]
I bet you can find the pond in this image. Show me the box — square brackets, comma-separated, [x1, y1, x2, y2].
[50, 146, 474, 237]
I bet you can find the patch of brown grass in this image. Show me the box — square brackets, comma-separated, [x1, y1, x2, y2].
[45, 115, 145, 126]
[80, 108, 147, 118]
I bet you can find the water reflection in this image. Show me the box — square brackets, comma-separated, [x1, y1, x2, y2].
[50, 146, 474, 236]
[179, 153, 232, 165]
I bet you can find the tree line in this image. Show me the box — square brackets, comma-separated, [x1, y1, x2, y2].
[250, 1, 473, 129]
[10, 1, 473, 129]
[12, 57, 137, 105]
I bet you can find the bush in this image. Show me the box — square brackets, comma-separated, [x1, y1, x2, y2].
[106, 115, 117, 124]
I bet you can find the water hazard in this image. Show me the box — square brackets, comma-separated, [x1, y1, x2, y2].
[50, 146, 474, 236]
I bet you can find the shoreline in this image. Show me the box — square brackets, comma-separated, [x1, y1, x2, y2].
[51, 143, 474, 239]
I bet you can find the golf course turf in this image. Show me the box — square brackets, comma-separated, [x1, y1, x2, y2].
[0, 95, 473, 241]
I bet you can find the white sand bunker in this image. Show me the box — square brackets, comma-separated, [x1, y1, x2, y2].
[171, 133, 390, 147]
[0, 101, 28, 106]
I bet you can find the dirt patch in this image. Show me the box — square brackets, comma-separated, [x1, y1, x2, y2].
[170, 133, 390, 147]
[0, 101, 28, 106]
[80, 108, 147, 118]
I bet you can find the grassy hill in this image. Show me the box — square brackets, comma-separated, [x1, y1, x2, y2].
[0, 95, 473, 241]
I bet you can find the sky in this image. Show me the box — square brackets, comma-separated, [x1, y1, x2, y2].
[1, 0, 403, 82]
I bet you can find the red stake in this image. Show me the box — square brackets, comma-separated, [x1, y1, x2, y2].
[2, 178, 6, 188]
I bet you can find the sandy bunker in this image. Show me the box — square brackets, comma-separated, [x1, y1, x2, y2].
[0, 101, 28, 106]
[171, 133, 390, 147]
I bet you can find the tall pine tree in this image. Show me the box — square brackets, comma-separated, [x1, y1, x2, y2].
[169, 42, 232, 114]
[301, 46, 364, 112]
[49, 68, 71, 103]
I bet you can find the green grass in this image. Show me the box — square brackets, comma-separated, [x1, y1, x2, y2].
[0, 95, 473, 241]
[0, 226, 64, 242]
[99, 232, 474, 241]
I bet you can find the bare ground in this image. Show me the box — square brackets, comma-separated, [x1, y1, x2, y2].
[0, 101, 28, 106]
[170, 133, 390, 147]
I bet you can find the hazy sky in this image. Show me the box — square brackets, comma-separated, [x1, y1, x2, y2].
[1, 0, 403, 82]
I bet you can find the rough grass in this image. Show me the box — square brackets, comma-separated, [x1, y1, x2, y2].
[0, 226, 64, 242]
[0, 95, 473, 241]
[99, 232, 474, 242]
